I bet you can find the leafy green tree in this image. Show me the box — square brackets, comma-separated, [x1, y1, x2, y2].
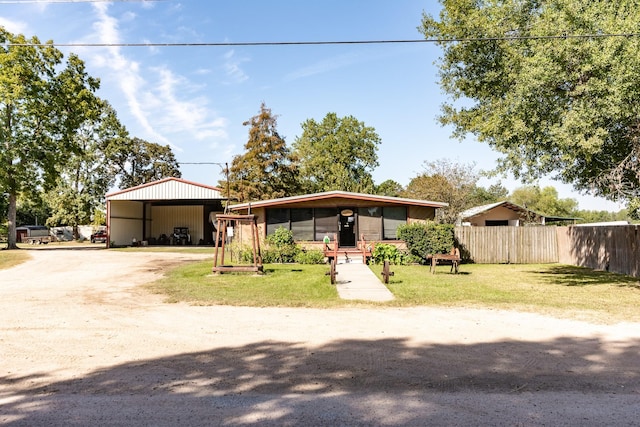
[375, 179, 404, 197]
[15, 191, 51, 227]
[0, 29, 102, 249]
[627, 199, 640, 221]
[402, 159, 484, 223]
[510, 185, 578, 217]
[113, 137, 181, 189]
[45, 102, 126, 237]
[575, 209, 630, 224]
[469, 183, 509, 205]
[293, 112, 381, 193]
[225, 103, 298, 202]
[421, 1, 640, 205]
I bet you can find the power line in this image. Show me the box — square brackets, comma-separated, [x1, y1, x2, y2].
[5, 32, 640, 48]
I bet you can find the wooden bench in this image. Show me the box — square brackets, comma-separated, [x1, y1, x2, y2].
[426, 248, 461, 274]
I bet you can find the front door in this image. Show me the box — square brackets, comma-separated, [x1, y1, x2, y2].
[339, 208, 356, 247]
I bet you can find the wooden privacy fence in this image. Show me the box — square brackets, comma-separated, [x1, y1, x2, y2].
[557, 225, 640, 277]
[453, 225, 640, 277]
[454, 226, 559, 264]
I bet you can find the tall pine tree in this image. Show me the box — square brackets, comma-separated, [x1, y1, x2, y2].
[225, 103, 298, 202]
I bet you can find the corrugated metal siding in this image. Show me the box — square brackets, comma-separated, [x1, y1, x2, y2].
[110, 201, 144, 246]
[151, 206, 204, 243]
[108, 180, 222, 201]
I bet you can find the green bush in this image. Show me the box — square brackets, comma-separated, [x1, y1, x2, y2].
[295, 249, 326, 264]
[265, 227, 299, 263]
[397, 221, 454, 263]
[371, 243, 406, 265]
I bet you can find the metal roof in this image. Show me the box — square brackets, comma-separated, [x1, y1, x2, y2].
[459, 201, 518, 220]
[459, 201, 579, 223]
[106, 177, 224, 201]
[230, 190, 448, 210]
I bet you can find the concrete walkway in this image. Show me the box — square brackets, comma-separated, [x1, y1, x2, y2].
[334, 262, 395, 302]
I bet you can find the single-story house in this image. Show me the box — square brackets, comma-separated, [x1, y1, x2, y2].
[227, 191, 448, 250]
[457, 201, 577, 226]
[105, 177, 227, 247]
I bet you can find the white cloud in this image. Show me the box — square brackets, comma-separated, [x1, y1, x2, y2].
[222, 50, 249, 83]
[121, 11, 137, 22]
[84, 4, 228, 150]
[285, 52, 363, 81]
[153, 66, 228, 141]
[0, 17, 28, 35]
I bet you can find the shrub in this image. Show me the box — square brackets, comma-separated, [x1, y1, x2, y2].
[295, 249, 326, 264]
[371, 243, 406, 265]
[265, 227, 299, 263]
[397, 221, 454, 263]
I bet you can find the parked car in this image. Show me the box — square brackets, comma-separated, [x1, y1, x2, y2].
[91, 229, 108, 243]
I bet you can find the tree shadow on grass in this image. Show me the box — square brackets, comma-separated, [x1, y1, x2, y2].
[2, 336, 639, 426]
[533, 265, 640, 289]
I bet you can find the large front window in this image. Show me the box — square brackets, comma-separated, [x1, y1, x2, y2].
[382, 206, 407, 239]
[314, 208, 338, 241]
[358, 207, 382, 241]
[291, 208, 314, 240]
[266, 206, 407, 241]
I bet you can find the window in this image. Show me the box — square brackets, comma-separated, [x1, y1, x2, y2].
[266, 208, 289, 235]
[358, 207, 382, 241]
[291, 208, 313, 240]
[315, 208, 338, 241]
[485, 220, 508, 226]
[265, 205, 407, 241]
[382, 206, 407, 239]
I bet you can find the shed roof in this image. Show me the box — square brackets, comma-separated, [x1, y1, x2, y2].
[230, 190, 448, 210]
[459, 201, 579, 223]
[106, 177, 224, 201]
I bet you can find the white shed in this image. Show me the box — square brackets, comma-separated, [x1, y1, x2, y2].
[106, 177, 226, 247]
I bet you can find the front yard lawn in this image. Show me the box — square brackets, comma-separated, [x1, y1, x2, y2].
[149, 261, 640, 323]
[149, 263, 342, 308]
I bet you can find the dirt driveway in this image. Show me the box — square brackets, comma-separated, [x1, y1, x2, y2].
[1, 247, 639, 426]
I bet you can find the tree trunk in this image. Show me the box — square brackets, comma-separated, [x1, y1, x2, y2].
[6, 192, 18, 249]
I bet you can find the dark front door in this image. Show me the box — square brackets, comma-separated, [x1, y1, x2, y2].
[339, 208, 356, 247]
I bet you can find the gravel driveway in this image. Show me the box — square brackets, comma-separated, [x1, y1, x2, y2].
[1, 247, 639, 426]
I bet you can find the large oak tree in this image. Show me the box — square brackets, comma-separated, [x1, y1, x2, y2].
[293, 112, 381, 194]
[421, 1, 640, 204]
[1, 29, 102, 249]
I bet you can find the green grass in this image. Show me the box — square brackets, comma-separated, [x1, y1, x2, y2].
[0, 250, 31, 270]
[150, 260, 640, 323]
[149, 263, 343, 307]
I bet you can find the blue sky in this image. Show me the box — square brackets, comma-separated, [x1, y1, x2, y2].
[0, 0, 622, 211]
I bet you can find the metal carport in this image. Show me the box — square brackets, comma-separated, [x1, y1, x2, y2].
[105, 177, 226, 248]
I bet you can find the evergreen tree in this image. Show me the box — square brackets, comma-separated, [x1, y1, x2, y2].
[225, 103, 298, 202]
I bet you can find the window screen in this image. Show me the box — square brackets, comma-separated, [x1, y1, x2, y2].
[266, 208, 289, 235]
[382, 206, 407, 240]
[291, 208, 314, 240]
[314, 208, 338, 241]
[358, 207, 382, 241]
